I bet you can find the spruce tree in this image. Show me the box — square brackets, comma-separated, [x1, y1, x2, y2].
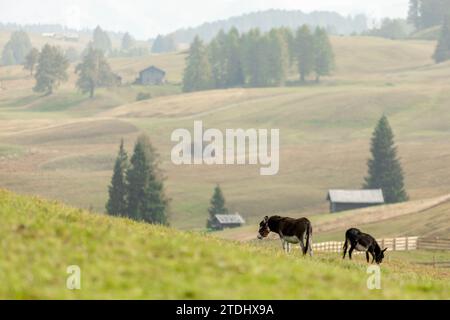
[295, 25, 314, 82]
[433, 17, 450, 63]
[126, 134, 169, 225]
[106, 139, 128, 216]
[182, 36, 213, 92]
[33, 44, 69, 95]
[364, 115, 408, 204]
[313, 27, 334, 82]
[207, 185, 229, 229]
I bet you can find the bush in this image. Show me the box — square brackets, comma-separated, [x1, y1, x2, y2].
[136, 92, 152, 101]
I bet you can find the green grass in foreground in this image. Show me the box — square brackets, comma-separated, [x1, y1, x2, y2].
[0, 189, 448, 299]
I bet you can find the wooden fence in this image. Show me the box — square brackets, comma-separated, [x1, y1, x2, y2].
[417, 237, 450, 251]
[312, 237, 419, 253]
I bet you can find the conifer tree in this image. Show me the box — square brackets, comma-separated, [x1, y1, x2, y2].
[1, 31, 32, 65]
[75, 45, 116, 98]
[106, 139, 128, 216]
[121, 32, 135, 52]
[33, 44, 69, 95]
[295, 25, 314, 82]
[182, 36, 213, 92]
[126, 134, 169, 225]
[364, 115, 408, 204]
[207, 185, 229, 228]
[92, 26, 112, 54]
[433, 16, 450, 63]
[313, 27, 334, 82]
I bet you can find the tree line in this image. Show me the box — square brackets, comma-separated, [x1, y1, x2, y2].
[182, 26, 334, 93]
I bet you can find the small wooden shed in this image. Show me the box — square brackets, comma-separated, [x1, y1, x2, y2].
[327, 189, 385, 213]
[134, 66, 166, 85]
[209, 213, 246, 231]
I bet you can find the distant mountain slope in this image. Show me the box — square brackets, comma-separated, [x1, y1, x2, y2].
[165, 9, 368, 45]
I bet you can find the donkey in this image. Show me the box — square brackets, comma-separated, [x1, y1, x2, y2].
[258, 216, 313, 256]
[343, 228, 387, 264]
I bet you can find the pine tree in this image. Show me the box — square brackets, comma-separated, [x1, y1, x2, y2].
[92, 26, 112, 54]
[433, 16, 450, 63]
[1, 45, 16, 66]
[295, 25, 314, 82]
[121, 33, 135, 52]
[207, 185, 228, 228]
[209, 30, 229, 88]
[267, 28, 289, 86]
[126, 134, 169, 225]
[364, 115, 408, 204]
[24, 47, 39, 75]
[408, 0, 421, 29]
[225, 28, 245, 87]
[313, 27, 335, 82]
[33, 44, 69, 95]
[106, 139, 128, 216]
[75, 45, 116, 98]
[182, 36, 213, 92]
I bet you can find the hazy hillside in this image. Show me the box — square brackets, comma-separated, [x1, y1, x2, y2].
[1, 36, 450, 229]
[0, 189, 448, 299]
[164, 9, 368, 45]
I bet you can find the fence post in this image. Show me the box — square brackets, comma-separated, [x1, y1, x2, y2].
[393, 238, 396, 251]
[406, 237, 409, 251]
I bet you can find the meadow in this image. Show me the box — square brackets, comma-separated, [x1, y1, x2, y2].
[0, 34, 450, 232]
[0, 189, 448, 299]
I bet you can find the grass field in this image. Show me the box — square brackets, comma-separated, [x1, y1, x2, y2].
[1, 35, 450, 231]
[0, 189, 448, 299]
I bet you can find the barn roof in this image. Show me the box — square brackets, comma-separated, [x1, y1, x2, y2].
[327, 189, 384, 204]
[140, 65, 166, 75]
[215, 214, 246, 225]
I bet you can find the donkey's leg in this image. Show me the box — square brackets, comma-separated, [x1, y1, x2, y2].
[287, 243, 291, 254]
[349, 245, 355, 260]
[281, 239, 287, 253]
[299, 240, 306, 256]
[366, 252, 370, 263]
[343, 241, 348, 259]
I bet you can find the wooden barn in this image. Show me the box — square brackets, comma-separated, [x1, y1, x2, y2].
[327, 189, 385, 213]
[134, 66, 166, 85]
[209, 213, 246, 231]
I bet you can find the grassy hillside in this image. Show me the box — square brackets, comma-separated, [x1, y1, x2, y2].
[0, 189, 448, 299]
[1, 36, 450, 229]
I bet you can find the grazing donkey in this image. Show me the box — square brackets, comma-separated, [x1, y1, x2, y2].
[258, 216, 313, 256]
[343, 228, 387, 264]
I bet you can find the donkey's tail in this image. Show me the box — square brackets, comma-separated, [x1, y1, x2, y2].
[305, 220, 313, 256]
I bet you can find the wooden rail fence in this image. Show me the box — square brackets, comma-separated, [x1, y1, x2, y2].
[312, 236, 420, 253]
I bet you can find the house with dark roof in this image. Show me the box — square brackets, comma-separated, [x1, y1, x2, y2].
[134, 66, 166, 85]
[327, 189, 385, 213]
[209, 213, 246, 230]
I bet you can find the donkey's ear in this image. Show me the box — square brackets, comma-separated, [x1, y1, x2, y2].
[382, 248, 388, 253]
[264, 216, 269, 222]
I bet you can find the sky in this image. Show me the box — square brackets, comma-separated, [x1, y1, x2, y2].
[0, 0, 410, 39]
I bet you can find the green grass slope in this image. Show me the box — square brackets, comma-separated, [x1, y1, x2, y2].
[0, 189, 448, 299]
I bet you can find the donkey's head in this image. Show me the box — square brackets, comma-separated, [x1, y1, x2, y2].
[257, 216, 270, 240]
[375, 248, 388, 264]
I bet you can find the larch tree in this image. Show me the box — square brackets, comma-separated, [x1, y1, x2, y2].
[295, 25, 314, 82]
[182, 36, 213, 92]
[33, 44, 69, 95]
[75, 45, 116, 98]
[364, 115, 408, 204]
[24, 47, 40, 75]
[313, 27, 334, 82]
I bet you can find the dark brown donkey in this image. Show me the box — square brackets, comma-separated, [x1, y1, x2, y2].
[258, 216, 313, 256]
